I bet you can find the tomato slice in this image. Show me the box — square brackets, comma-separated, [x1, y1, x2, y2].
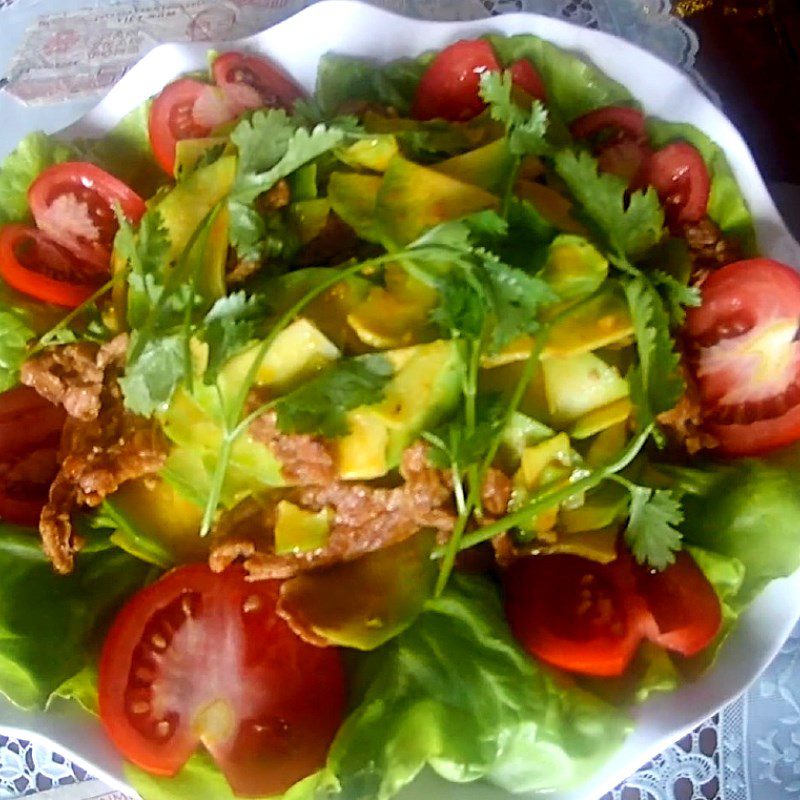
[569, 106, 647, 142]
[634, 552, 722, 657]
[0, 386, 65, 527]
[0, 224, 102, 308]
[98, 564, 346, 797]
[503, 553, 649, 677]
[28, 162, 145, 272]
[644, 141, 710, 225]
[149, 79, 220, 174]
[508, 58, 547, 101]
[212, 52, 305, 114]
[684, 258, 800, 456]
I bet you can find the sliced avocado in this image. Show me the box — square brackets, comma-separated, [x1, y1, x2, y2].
[376, 155, 499, 247]
[337, 135, 399, 172]
[327, 171, 383, 244]
[519, 433, 573, 488]
[154, 155, 236, 300]
[336, 339, 465, 479]
[559, 482, 628, 534]
[571, 397, 632, 440]
[538, 525, 619, 563]
[277, 529, 437, 650]
[542, 352, 629, 426]
[515, 178, 588, 235]
[288, 198, 331, 245]
[479, 360, 550, 421]
[585, 421, 629, 469]
[264, 268, 373, 351]
[174, 137, 230, 180]
[363, 111, 500, 153]
[432, 138, 515, 194]
[543, 288, 634, 359]
[103, 477, 207, 567]
[221, 317, 341, 398]
[541, 234, 608, 300]
[274, 501, 332, 554]
[498, 412, 555, 472]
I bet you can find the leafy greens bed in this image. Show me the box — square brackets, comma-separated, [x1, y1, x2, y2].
[0, 28, 799, 800]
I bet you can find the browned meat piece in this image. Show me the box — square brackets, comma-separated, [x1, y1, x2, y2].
[681, 218, 741, 284]
[255, 179, 291, 214]
[295, 213, 361, 267]
[21, 343, 104, 421]
[210, 442, 456, 580]
[481, 468, 512, 517]
[657, 360, 719, 454]
[22, 337, 168, 573]
[248, 409, 337, 486]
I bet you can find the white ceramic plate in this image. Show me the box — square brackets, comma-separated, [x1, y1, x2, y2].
[2, 2, 800, 798]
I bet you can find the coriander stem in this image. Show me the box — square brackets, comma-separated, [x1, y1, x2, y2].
[29, 277, 117, 355]
[199, 433, 235, 537]
[436, 422, 653, 556]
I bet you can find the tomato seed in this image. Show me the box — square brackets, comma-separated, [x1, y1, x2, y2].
[130, 700, 150, 715]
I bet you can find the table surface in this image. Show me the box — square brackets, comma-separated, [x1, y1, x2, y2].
[0, 1, 798, 799]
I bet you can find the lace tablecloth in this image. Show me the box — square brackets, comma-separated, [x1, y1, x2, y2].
[0, 0, 798, 798]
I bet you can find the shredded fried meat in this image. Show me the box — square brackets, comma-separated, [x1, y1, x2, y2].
[21, 336, 168, 574]
[210, 442, 456, 579]
[682, 218, 741, 285]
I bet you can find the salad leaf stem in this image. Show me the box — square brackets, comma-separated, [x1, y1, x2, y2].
[442, 422, 654, 555]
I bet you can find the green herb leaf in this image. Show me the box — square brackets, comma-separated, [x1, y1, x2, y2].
[118, 334, 186, 416]
[651, 269, 701, 326]
[554, 149, 664, 260]
[625, 485, 684, 570]
[623, 273, 684, 427]
[202, 292, 265, 383]
[0, 311, 34, 391]
[275, 354, 394, 438]
[479, 71, 550, 157]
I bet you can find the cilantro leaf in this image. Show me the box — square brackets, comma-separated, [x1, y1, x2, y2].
[275, 354, 394, 438]
[651, 269, 701, 326]
[625, 485, 684, 569]
[479, 71, 550, 157]
[202, 292, 265, 383]
[554, 150, 664, 260]
[623, 273, 684, 427]
[118, 334, 185, 416]
[0, 311, 34, 391]
[230, 111, 345, 205]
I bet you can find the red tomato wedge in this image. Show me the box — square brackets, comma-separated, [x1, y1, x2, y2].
[148, 79, 219, 174]
[503, 553, 650, 677]
[212, 52, 305, 114]
[570, 106, 647, 142]
[28, 162, 145, 272]
[644, 141, 710, 225]
[98, 564, 346, 797]
[508, 58, 547, 101]
[633, 552, 723, 657]
[685, 258, 800, 456]
[0, 224, 102, 308]
[0, 386, 65, 527]
[411, 39, 546, 121]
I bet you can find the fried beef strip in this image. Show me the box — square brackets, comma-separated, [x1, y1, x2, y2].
[210, 442, 456, 580]
[21, 336, 168, 574]
[681, 218, 741, 286]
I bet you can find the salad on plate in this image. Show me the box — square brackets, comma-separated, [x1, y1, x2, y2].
[0, 30, 799, 800]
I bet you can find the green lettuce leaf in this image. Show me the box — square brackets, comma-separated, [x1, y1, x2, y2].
[325, 574, 630, 799]
[670, 458, 800, 609]
[126, 752, 322, 800]
[315, 53, 431, 116]
[647, 119, 756, 253]
[0, 132, 73, 225]
[486, 34, 634, 123]
[0, 523, 152, 710]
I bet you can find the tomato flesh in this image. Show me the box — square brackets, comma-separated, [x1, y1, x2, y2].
[685, 258, 800, 456]
[0, 224, 102, 308]
[28, 162, 145, 272]
[503, 553, 649, 676]
[212, 52, 305, 113]
[149, 79, 218, 174]
[508, 59, 547, 101]
[0, 386, 65, 527]
[645, 141, 710, 225]
[99, 564, 346, 797]
[570, 106, 646, 142]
